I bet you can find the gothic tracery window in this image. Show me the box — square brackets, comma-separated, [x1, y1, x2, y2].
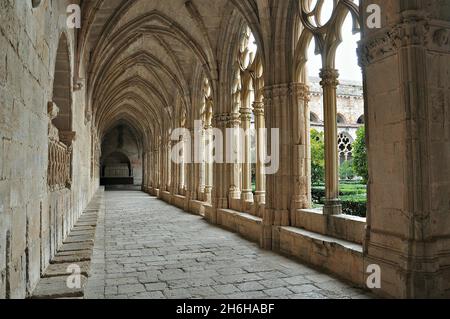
[338, 132, 353, 164]
[298, 0, 365, 214]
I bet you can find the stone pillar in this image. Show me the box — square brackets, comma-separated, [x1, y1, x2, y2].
[156, 144, 161, 190]
[204, 124, 213, 203]
[166, 140, 171, 192]
[240, 107, 254, 202]
[212, 113, 229, 210]
[170, 139, 178, 196]
[152, 147, 159, 191]
[253, 101, 266, 204]
[183, 128, 193, 204]
[179, 135, 185, 195]
[160, 141, 167, 191]
[149, 149, 153, 189]
[149, 149, 154, 191]
[359, 0, 450, 298]
[291, 83, 311, 209]
[142, 151, 148, 191]
[262, 85, 291, 250]
[197, 127, 206, 200]
[319, 69, 341, 215]
[227, 112, 241, 206]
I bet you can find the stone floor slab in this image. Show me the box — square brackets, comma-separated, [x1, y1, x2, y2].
[32, 275, 88, 299]
[83, 190, 372, 299]
[44, 261, 91, 278]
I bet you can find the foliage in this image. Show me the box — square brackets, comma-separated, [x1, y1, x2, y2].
[339, 160, 355, 180]
[310, 129, 325, 186]
[310, 128, 368, 217]
[311, 182, 367, 217]
[352, 127, 369, 183]
[341, 195, 367, 217]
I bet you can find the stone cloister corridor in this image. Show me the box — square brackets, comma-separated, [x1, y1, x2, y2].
[83, 189, 370, 299]
[1, 0, 450, 300]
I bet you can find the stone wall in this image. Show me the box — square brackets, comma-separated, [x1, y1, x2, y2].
[0, 0, 98, 298]
[360, 0, 450, 298]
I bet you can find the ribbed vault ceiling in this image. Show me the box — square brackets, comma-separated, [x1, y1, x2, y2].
[76, 0, 256, 148]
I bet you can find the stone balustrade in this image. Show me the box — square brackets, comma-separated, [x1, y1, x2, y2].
[48, 139, 72, 191]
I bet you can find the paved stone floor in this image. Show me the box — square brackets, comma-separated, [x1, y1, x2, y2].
[84, 191, 373, 299]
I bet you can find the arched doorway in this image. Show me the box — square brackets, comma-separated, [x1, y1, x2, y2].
[100, 124, 143, 187]
[100, 151, 134, 185]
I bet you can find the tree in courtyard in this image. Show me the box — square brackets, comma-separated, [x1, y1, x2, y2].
[352, 126, 368, 183]
[311, 129, 325, 185]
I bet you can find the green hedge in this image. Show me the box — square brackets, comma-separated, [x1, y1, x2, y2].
[340, 195, 367, 217]
[311, 184, 367, 217]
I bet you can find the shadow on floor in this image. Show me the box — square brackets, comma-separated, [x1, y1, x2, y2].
[104, 185, 142, 191]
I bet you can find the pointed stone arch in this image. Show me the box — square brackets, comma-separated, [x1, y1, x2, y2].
[52, 32, 73, 140]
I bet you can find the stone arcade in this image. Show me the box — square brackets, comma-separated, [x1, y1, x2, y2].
[0, 0, 449, 299]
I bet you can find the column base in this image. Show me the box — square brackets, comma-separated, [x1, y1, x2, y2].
[197, 186, 205, 201]
[254, 191, 266, 204]
[204, 186, 212, 203]
[213, 197, 228, 210]
[228, 189, 241, 200]
[323, 199, 342, 215]
[241, 190, 254, 202]
[291, 194, 309, 210]
[229, 189, 241, 211]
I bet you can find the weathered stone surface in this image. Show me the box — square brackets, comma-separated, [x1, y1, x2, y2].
[58, 242, 94, 252]
[51, 252, 93, 264]
[63, 235, 95, 244]
[83, 191, 369, 299]
[43, 262, 91, 278]
[32, 275, 88, 299]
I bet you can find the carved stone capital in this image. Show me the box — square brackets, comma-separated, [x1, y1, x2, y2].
[252, 101, 264, 116]
[358, 12, 431, 67]
[319, 69, 339, 88]
[227, 112, 241, 128]
[212, 113, 228, 128]
[239, 108, 252, 121]
[433, 28, 449, 46]
[291, 83, 310, 102]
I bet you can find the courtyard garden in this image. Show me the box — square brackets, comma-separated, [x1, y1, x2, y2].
[311, 127, 368, 217]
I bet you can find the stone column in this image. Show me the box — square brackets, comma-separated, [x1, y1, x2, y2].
[204, 124, 213, 203]
[227, 112, 241, 206]
[240, 107, 254, 202]
[184, 128, 195, 209]
[212, 113, 229, 209]
[149, 149, 153, 189]
[253, 101, 266, 204]
[262, 85, 291, 250]
[319, 69, 341, 215]
[142, 151, 148, 191]
[166, 140, 171, 192]
[179, 135, 185, 195]
[170, 139, 178, 196]
[156, 144, 161, 190]
[149, 148, 153, 189]
[152, 147, 159, 191]
[291, 83, 311, 209]
[197, 127, 206, 200]
[160, 141, 166, 191]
